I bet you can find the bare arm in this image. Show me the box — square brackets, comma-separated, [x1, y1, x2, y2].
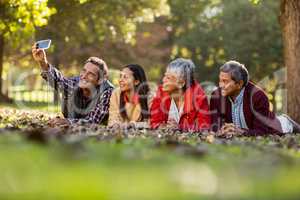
[32, 43, 49, 71]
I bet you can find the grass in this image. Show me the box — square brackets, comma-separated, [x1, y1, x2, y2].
[1, 133, 300, 199]
[0, 104, 300, 199]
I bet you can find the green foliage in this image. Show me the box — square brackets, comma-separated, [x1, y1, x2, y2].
[249, 0, 261, 5]
[0, 0, 55, 88]
[0, 0, 55, 98]
[167, 0, 282, 83]
[35, 0, 170, 71]
[0, 0, 55, 42]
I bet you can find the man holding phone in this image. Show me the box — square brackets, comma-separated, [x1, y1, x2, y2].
[32, 42, 114, 126]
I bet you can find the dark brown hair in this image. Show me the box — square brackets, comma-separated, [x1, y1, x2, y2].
[119, 64, 149, 121]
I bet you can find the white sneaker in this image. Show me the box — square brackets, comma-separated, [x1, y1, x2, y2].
[282, 114, 300, 133]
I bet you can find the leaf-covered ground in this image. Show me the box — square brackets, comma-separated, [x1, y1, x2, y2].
[1, 107, 300, 200]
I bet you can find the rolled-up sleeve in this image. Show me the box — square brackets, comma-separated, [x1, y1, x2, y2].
[41, 64, 77, 95]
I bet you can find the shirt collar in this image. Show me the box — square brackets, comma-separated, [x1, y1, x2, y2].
[229, 87, 245, 104]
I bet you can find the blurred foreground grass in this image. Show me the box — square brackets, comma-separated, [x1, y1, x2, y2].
[0, 105, 300, 199]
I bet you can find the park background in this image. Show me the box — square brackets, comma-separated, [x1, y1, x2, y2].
[0, 0, 289, 113]
[1, 0, 300, 199]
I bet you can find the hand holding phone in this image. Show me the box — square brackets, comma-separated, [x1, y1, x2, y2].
[36, 39, 51, 50]
[32, 41, 49, 71]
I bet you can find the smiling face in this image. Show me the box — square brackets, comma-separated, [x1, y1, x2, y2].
[218, 72, 243, 97]
[162, 70, 185, 94]
[78, 62, 100, 89]
[119, 68, 139, 93]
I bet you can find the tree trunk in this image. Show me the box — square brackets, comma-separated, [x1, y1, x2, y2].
[280, 0, 300, 122]
[0, 33, 3, 98]
[0, 34, 11, 103]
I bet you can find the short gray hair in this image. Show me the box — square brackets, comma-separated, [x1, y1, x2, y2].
[166, 58, 195, 89]
[85, 57, 109, 80]
[220, 60, 249, 86]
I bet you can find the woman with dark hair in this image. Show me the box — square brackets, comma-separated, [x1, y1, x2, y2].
[108, 64, 150, 127]
[150, 58, 211, 131]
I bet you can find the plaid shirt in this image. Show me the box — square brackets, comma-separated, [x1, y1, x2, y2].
[230, 88, 248, 129]
[41, 65, 114, 124]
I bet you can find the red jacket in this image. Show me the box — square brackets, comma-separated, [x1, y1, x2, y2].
[150, 82, 211, 131]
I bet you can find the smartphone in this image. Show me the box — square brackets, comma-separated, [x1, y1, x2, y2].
[36, 39, 51, 50]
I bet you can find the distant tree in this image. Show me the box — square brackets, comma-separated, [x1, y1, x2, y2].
[0, 0, 54, 101]
[35, 0, 170, 69]
[167, 0, 282, 84]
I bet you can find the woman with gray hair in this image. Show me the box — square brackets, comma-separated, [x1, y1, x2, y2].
[150, 58, 211, 131]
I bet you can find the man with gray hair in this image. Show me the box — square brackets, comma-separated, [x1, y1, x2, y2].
[32, 44, 114, 126]
[210, 60, 300, 136]
[150, 58, 211, 131]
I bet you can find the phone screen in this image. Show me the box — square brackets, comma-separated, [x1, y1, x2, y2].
[36, 39, 51, 50]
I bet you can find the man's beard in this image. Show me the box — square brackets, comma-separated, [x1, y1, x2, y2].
[79, 79, 95, 89]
